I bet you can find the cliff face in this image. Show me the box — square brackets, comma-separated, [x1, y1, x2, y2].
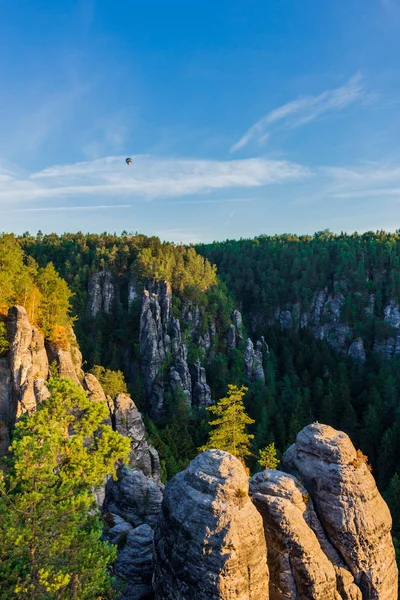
[0, 305, 160, 485]
[153, 449, 269, 600]
[260, 286, 400, 362]
[0, 304, 162, 600]
[139, 279, 267, 418]
[282, 423, 398, 600]
[87, 270, 116, 317]
[139, 280, 216, 418]
[250, 470, 361, 600]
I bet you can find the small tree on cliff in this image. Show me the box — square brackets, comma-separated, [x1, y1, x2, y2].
[0, 377, 130, 600]
[258, 442, 280, 470]
[199, 384, 254, 461]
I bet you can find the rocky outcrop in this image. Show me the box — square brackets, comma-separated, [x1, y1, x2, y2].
[347, 338, 366, 364]
[139, 280, 214, 417]
[244, 337, 267, 383]
[140, 281, 171, 417]
[83, 373, 108, 403]
[260, 287, 400, 361]
[282, 424, 398, 600]
[114, 524, 154, 600]
[0, 357, 12, 453]
[250, 469, 361, 600]
[110, 393, 161, 483]
[7, 306, 49, 418]
[46, 328, 83, 386]
[105, 466, 163, 529]
[153, 449, 269, 600]
[190, 359, 212, 409]
[87, 270, 115, 316]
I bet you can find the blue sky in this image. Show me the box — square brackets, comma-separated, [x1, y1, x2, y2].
[1, 0, 400, 242]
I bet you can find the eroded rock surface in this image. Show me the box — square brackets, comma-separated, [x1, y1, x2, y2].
[114, 524, 154, 600]
[250, 469, 361, 600]
[46, 328, 82, 386]
[153, 449, 269, 600]
[7, 306, 49, 417]
[139, 280, 215, 417]
[282, 424, 398, 600]
[87, 270, 115, 316]
[105, 467, 163, 529]
[244, 337, 266, 383]
[110, 393, 161, 483]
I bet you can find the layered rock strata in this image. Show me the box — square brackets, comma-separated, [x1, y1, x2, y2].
[105, 466, 163, 529]
[250, 469, 361, 600]
[153, 449, 269, 600]
[282, 423, 398, 600]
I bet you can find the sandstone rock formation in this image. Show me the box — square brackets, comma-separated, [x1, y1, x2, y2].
[250, 469, 361, 600]
[7, 306, 49, 417]
[114, 524, 154, 600]
[87, 270, 115, 316]
[282, 423, 398, 600]
[46, 328, 83, 386]
[260, 285, 400, 361]
[139, 280, 214, 417]
[110, 393, 161, 483]
[0, 356, 12, 454]
[105, 466, 163, 529]
[190, 359, 212, 409]
[244, 337, 267, 383]
[153, 449, 269, 600]
[347, 338, 366, 364]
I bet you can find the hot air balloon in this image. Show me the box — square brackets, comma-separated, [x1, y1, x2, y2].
[126, 157, 132, 166]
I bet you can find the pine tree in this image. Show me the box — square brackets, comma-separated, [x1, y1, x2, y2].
[258, 442, 280, 470]
[0, 377, 130, 599]
[199, 384, 255, 461]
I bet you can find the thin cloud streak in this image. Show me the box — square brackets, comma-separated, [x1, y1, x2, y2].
[230, 74, 365, 153]
[0, 154, 310, 204]
[4, 204, 131, 213]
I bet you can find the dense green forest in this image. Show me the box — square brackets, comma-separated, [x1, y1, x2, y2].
[197, 230, 400, 330]
[2, 230, 400, 554]
[0, 234, 72, 352]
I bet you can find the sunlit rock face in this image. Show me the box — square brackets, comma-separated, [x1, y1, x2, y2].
[153, 449, 269, 600]
[250, 469, 361, 600]
[7, 305, 49, 417]
[282, 423, 398, 600]
[87, 270, 115, 317]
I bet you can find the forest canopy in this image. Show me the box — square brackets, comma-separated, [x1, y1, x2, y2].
[0, 234, 72, 344]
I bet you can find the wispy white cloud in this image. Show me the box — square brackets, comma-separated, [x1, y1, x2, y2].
[4, 204, 130, 213]
[290, 162, 400, 206]
[0, 154, 310, 205]
[230, 74, 365, 153]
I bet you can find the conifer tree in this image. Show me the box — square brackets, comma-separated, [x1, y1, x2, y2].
[0, 377, 130, 599]
[199, 384, 254, 461]
[258, 442, 280, 470]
